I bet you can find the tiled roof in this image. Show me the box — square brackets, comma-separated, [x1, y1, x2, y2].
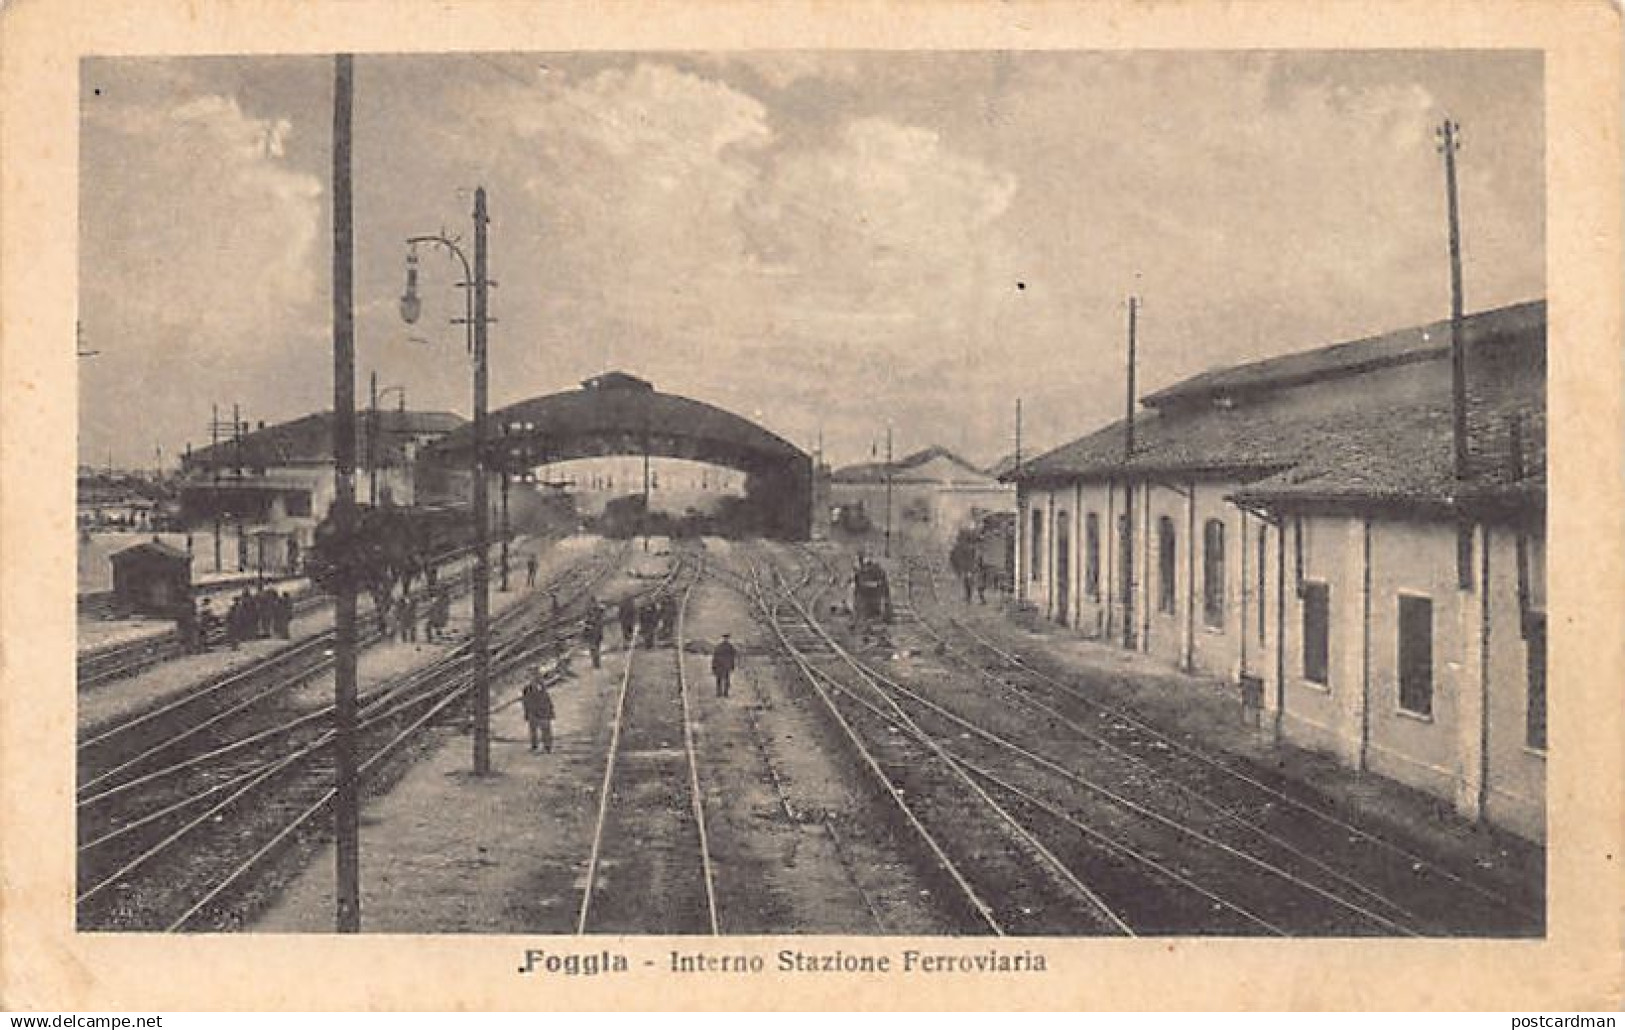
[1143, 300, 1545, 408]
[111, 539, 190, 563]
[1014, 300, 1545, 513]
[833, 445, 995, 484]
[187, 410, 466, 468]
[1231, 396, 1545, 511]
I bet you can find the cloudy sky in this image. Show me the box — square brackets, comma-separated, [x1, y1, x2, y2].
[78, 50, 1542, 471]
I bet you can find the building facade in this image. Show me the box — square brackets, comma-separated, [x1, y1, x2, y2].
[831, 446, 1015, 547]
[1011, 301, 1546, 841]
[179, 409, 466, 557]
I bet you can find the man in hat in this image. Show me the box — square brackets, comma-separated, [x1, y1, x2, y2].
[711, 634, 738, 699]
[582, 604, 605, 669]
[521, 668, 556, 754]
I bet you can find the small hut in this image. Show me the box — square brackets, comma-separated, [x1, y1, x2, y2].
[109, 539, 192, 617]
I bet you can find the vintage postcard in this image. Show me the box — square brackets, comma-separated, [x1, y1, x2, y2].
[2, 0, 1621, 1012]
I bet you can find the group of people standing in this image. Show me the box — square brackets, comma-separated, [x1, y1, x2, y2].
[609, 593, 679, 651]
[948, 534, 994, 605]
[391, 586, 451, 644]
[179, 583, 292, 653]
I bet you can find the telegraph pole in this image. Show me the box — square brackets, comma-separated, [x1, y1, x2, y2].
[330, 52, 362, 933]
[471, 186, 492, 777]
[368, 371, 379, 507]
[1437, 118, 1470, 480]
[211, 404, 223, 572]
[883, 423, 894, 558]
[1014, 398, 1022, 474]
[1125, 296, 1138, 460]
[1123, 295, 1139, 649]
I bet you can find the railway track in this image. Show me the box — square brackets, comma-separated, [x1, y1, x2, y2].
[727, 546, 1132, 936]
[890, 551, 1541, 936]
[576, 551, 720, 935]
[75, 542, 627, 932]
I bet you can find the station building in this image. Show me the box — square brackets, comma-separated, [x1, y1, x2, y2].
[1008, 300, 1546, 841]
[179, 409, 466, 562]
[831, 446, 1015, 546]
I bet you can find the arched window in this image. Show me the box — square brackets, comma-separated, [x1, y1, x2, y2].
[1202, 518, 1226, 629]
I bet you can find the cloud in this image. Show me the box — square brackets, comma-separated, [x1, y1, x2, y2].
[80, 86, 325, 458]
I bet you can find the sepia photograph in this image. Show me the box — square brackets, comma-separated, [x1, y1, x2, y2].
[71, 47, 1546, 939]
[4, 0, 1620, 1012]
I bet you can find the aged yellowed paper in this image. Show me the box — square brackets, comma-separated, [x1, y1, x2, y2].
[3, 0, 1621, 1011]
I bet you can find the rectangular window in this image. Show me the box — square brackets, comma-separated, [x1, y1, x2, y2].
[1398, 595, 1434, 716]
[285, 491, 312, 517]
[1302, 581, 1329, 685]
[1526, 612, 1547, 751]
[1084, 513, 1100, 599]
[1157, 516, 1176, 614]
[1030, 508, 1043, 582]
[1256, 527, 1268, 645]
[1202, 518, 1226, 629]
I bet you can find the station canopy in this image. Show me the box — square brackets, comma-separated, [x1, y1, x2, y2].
[422, 372, 812, 538]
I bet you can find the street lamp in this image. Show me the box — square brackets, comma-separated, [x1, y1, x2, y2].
[401, 186, 495, 776]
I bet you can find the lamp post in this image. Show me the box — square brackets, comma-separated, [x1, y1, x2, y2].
[400, 187, 495, 776]
[368, 373, 406, 507]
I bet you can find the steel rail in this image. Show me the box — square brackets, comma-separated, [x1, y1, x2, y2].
[894, 556, 1430, 933]
[736, 556, 1005, 936]
[769, 572, 1135, 936]
[575, 552, 691, 934]
[673, 565, 721, 935]
[815, 621, 1415, 936]
[806, 655, 1287, 935]
[78, 543, 626, 926]
[902, 552, 1536, 924]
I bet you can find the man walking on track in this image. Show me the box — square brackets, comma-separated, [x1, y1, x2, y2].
[526, 553, 539, 588]
[711, 634, 738, 698]
[522, 670, 555, 754]
[583, 605, 605, 669]
[618, 596, 636, 645]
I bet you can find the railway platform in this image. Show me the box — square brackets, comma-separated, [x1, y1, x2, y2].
[76, 538, 554, 736]
[250, 541, 652, 933]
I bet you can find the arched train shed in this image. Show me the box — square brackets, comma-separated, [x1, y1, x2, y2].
[418, 372, 812, 540]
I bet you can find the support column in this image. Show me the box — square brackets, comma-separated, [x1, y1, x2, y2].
[1181, 482, 1196, 673]
[1104, 481, 1117, 641]
[1261, 518, 1285, 743]
[1139, 481, 1153, 652]
[1455, 522, 1490, 821]
[1046, 491, 1057, 620]
[1333, 516, 1371, 771]
[1015, 492, 1027, 602]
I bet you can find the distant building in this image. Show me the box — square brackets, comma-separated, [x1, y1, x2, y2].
[76, 470, 168, 530]
[1009, 300, 1546, 841]
[831, 445, 1016, 545]
[178, 409, 466, 555]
